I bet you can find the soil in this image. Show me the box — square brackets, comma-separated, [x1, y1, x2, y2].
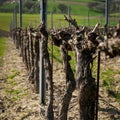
[0, 34, 120, 120]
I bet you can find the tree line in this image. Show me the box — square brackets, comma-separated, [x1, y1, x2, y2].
[90, 0, 120, 14]
[0, 0, 120, 14]
[0, 0, 70, 14]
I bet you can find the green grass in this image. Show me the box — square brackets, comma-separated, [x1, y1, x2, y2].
[100, 68, 120, 102]
[0, 12, 119, 32]
[48, 44, 62, 63]
[0, 3, 15, 11]
[114, 93, 120, 102]
[7, 71, 20, 79]
[102, 68, 113, 87]
[0, 0, 104, 31]
[0, 37, 6, 65]
[23, 13, 107, 28]
[0, 37, 6, 56]
[101, 68, 120, 88]
[48, 44, 76, 73]
[48, 0, 101, 16]
[55, 0, 94, 2]
[107, 90, 120, 102]
[5, 87, 22, 101]
[69, 51, 76, 73]
[0, 13, 12, 31]
[5, 69, 24, 101]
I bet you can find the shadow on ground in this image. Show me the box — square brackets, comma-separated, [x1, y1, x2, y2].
[0, 29, 9, 37]
[99, 97, 120, 119]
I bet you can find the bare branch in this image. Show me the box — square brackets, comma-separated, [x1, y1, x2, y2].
[64, 15, 79, 30]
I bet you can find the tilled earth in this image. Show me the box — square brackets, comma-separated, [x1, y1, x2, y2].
[0, 38, 120, 120]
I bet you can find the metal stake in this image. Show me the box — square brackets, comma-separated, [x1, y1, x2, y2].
[68, 5, 71, 28]
[51, 12, 53, 29]
[39, 0, 47, 104]
[19, 0, 22, 27]
[105, 0, 109, 52]
[96, 50, 101, 120]
[105, 0, 109, 32]
[88, 8, 90, 26]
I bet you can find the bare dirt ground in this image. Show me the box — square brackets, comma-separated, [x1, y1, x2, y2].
[0, 37, 120, 120]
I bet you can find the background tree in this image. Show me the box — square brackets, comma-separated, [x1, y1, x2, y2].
[58, 4, 67, 14]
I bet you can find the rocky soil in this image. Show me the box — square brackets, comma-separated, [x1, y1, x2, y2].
[0, 37, 120, 120]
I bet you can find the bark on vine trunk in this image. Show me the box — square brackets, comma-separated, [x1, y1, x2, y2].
[40, 24, 54, 120]
[34, 37, 39, 93]
[58, 44, 76, 120]
[75, 43, 97, 120]
[28, 30, 34, 83]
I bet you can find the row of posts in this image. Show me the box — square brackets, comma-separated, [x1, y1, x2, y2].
[10, 0, 47, 104]
[12, 0, 111, 30]
[11, 0, 109, 111]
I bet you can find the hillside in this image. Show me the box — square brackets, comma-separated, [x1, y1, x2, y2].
[0, 0, 104, 16]
[0, 0, 120, 16]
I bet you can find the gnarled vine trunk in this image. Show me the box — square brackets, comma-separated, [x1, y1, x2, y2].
[75, 45, 97, 120]
[40, 25, 54, 120]
[58, 44, 76, 120]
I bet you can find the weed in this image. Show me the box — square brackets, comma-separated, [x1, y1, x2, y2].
[5, 88, 22, 101]
[48, 44, 62, 63]
[12, 89, 21, 95]
[5, 88, 13, 95]
[7, 71, 20, 79]
[107, 90, 120, 102]
[113, 70, 120, 74]
[0, 37, 6, 65]
[6, 78, 16, 85]
[102, 68, 113, 87]
[114, 93, 120, 102]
